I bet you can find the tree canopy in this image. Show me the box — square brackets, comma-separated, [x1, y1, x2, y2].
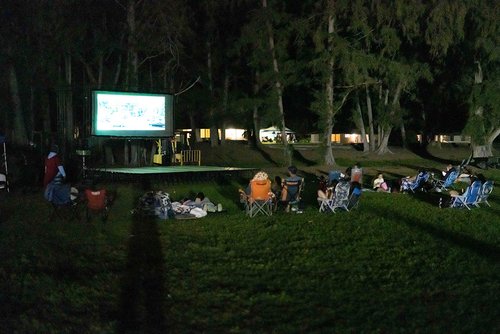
[0, 0, 498, 163]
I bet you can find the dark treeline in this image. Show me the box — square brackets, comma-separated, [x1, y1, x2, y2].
[0, 0, 498, 166]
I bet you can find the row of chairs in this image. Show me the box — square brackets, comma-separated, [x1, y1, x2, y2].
[400, 168, 460, 193]
[239, 177, 304, 217]
[49, 188, 111, 222]
[399, 163, 495, 211]
[449, 180, 494, 210]
[240, 173, 363, 217]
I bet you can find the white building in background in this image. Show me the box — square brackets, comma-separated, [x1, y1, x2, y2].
[433, 134, 471, 144]
[176, 128, 246, 141]
[310, 133, 367, 144]
[177, 127, 298, 143]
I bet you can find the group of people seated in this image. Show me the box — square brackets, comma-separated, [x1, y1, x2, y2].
[44, 140, 489, 217]
[241, 165, 304, 212]
[316, 163, 364, 200]
[315, 161, 477, 199]
[368, 162, 491, 208]
[314, 165, 363, 213]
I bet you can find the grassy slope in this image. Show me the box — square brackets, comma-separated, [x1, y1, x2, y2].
[0, 144, 499, 333]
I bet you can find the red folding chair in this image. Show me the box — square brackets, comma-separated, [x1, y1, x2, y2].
[85, 189, 109, 222]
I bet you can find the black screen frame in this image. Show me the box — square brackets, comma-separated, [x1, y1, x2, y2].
[91, 90, 174, 137]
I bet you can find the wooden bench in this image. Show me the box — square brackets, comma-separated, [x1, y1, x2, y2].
[175, 150, 201, 166]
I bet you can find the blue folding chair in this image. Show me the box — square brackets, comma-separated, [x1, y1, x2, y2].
[475, 180, 494, 207]
[434, 169, 459, 192]
[318, 180, 351, 213]
[401, 170, 430, 193]
[450, 180, 482, 210]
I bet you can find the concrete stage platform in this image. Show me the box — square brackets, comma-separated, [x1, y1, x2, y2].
[88, 165, 255, 182]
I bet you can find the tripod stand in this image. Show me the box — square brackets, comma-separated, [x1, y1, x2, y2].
[76, 149, 91, 180]
[0, 138, 9, 192]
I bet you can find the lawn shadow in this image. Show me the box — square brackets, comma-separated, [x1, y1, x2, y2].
[371, 205, 500, 262]
[297, 169, 323, 209]
[117, 213, 167, 333]
[254, 145, 279, 166]
[292, 147, 316, 166]
[214, 174, 250, 208]
[409, 190, 443, 207]
[408, 143, 463, 166]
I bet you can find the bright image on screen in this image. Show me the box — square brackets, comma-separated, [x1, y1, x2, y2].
[96, 94, 166, 131]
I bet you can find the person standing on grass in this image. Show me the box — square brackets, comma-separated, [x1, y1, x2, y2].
[43, 144, 72, 205]
[43, 144, 66, 187]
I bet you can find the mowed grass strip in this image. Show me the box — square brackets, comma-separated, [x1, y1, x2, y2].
[0, 170, 499, 333]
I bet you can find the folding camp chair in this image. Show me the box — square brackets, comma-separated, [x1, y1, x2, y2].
[401, 170, 430, 193]
[280, 177, 304, 212]
[240, 179, 274, 217]
[450, 180, 482, 210]
[84, 188, 110, 222]
[46, 185, 81, 222]
[348, 186, 362, 210]
[433, 169, 459, 192]
[318, 180, 351, 213]
[475, 180, 494, 207]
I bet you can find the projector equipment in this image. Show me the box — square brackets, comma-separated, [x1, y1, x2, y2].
[76, 149, 91, 179]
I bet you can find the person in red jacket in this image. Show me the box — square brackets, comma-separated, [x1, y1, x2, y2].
[43, 144, 71, 205]
[43, 144, 66, 187]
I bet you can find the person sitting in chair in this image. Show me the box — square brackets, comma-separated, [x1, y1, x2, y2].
[239, 171, 273, 204]
[373, 173, 390, 192]
[441, 164, 457, 180]
[281, 166, 304, 211]
[317, 175, 338, 200]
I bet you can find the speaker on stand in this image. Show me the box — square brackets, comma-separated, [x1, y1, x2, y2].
[76, 149, 91, 181]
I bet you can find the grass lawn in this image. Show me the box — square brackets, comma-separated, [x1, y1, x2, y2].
[1, 145, 499, 333]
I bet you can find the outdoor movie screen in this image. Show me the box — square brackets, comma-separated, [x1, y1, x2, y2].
[91, 90, 174, 137]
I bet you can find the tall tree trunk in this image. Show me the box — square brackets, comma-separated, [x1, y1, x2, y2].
[113, 54, 122, 87]
[220, 69, 230, 146]
[366, 84, 375, 151]
[486, 128, 500, 154]
[251, 71, 261, 148]
[207, 40, 219, 148]
[355, 93, 369, 152]
[7, 63, 28, 145]
[263, 0, 289, 166]
[126, 0, 138, 91]
[126, 0, 139, 166]
[376, 81, 404, 155]
[64, 53, 74, 156]
[469, 61, 498, 158]
[124, 141, 129, 165]
[400, 122, 407, 148]
[105, 144, 116, 165]
[322, 10, 336, 165]
[251, 105, 260, 148]
[28, 86, 34, 142]
[189, 113, 199, 143]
